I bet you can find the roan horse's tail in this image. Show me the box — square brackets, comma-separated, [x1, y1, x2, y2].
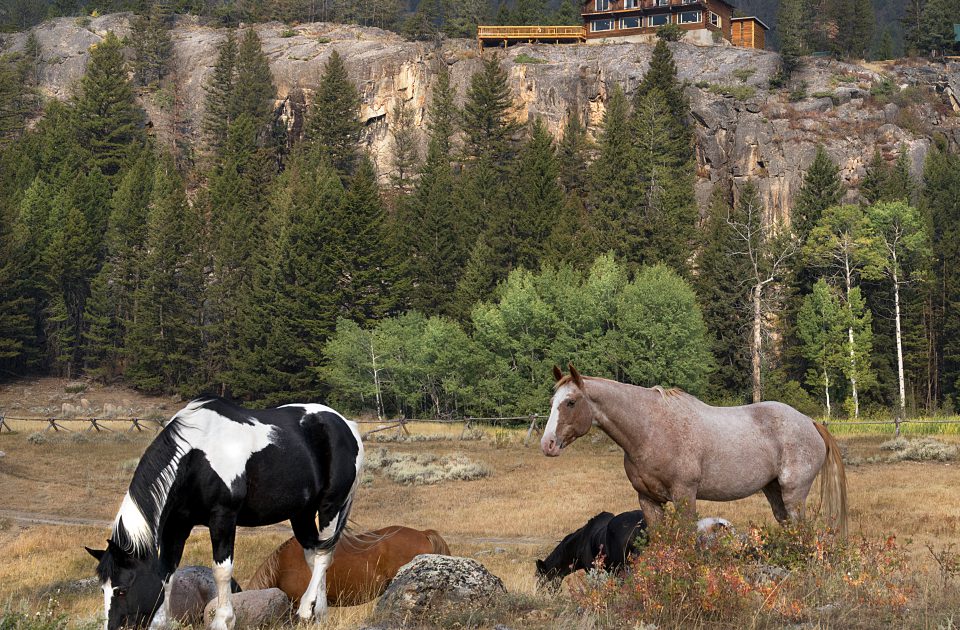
[246, 537, 299, 590]
[813, 422, 848, 538]
[424, 529, 450, 555]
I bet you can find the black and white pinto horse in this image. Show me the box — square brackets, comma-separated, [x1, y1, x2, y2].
[535, 510, 648, 588]
[86, 397, 364, 630]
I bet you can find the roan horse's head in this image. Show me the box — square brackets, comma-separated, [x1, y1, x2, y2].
[86, 541, 164, 630]
[541, 364, 595, 457]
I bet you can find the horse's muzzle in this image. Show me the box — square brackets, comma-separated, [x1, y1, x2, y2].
[541, 436, 563, 457]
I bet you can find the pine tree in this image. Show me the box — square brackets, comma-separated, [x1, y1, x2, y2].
[408, 70, 462, 316]
[921, 140, 960, 405]
[860, 149, 888, 205]
[336, 157, 405, 325]
[633, 39, 690, 150]
[695, 185, 753, 401]
[389, 99, 420, 192]
[130, 3, 174, 89]
[587, 85, 635, 260]
[902, 0, 924, 55]
[234, 154, 345, 401]
[883, 150, 915, 203]
[73, 31, 146, 179]
[552, 0, 581, 25]
[304, 50, 362, 175]
[44, 191, 98, 377]
[232, 28, 276, 131]
[491, 118, 564, 272]
[461, 54, 520, 169]
[632, 85, 697, 274]
[794, 146, 844, 241]
[778, 0, 809, 75]
[918, 0, 959, 56]
[126, 155, 204, 394]
[556, 106, 591, 198]
[204, 30, 238, 150]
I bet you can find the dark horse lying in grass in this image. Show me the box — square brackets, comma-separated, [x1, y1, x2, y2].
[535, 510, 647, 589]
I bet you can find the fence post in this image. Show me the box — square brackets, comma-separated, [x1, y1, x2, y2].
[0, 412, 9, 433]
[895, 416, 901, 437]
[524, 414, 539, 447]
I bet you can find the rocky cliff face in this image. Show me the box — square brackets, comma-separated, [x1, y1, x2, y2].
[3, 13, 959, 222]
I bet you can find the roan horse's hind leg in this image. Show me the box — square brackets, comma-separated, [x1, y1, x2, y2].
[761, 480, 790, 524]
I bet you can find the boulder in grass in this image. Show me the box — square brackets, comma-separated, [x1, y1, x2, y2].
[375, 554, 506, 621]
[203, 588, 289, 629]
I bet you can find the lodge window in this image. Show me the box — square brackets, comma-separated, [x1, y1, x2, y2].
[709, 11, 720, 27]
[621, 16, 641, 28]
[681, 0, 697, 4]
[624, 0, 639, 8]
[595, 0, 610, 11]
[591, 18, 615, 30]
[648, 13, 670, 25]
[654, 0, 669, 6]
[678, 10, 702, 23]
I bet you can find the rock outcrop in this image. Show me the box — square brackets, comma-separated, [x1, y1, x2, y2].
[3, 14, 959, 222]
[375, 554, 506, 621]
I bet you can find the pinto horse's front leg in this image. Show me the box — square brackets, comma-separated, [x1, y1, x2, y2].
[208, 514, 238, 630]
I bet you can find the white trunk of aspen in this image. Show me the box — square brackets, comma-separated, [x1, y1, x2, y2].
[752, 283, 763, 403]
[370, 342, 384, 422]
[824, 369, 831, 419]
[844, 258, 859, 418]
[893, 264, 906, 420]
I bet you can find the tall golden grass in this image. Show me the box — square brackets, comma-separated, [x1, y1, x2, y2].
[2, 423, 960, 628]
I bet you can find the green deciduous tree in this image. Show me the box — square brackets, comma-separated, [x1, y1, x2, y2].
[805, 204, 884, 416]
[797, 278, 847, 417]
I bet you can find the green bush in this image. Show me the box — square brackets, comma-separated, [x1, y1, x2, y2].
[656, 24, 685, 42]
[732, 68, 756, 83]
[514, 53, 547, 64]
[708, 84, 756, 101]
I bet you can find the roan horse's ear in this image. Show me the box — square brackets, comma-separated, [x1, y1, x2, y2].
[85, 546, 105, 561]
[568, 363, 583, 388]
[552, 365, 563, 382]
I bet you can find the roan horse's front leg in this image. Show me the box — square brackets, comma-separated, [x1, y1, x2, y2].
[208, 514, 238, 630]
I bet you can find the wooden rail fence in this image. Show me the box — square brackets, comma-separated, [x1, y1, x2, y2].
[0, 414, 164, 433]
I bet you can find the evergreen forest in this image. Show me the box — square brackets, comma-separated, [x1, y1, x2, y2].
[1, 22, 960, 422]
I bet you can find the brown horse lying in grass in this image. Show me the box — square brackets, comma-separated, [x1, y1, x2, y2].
[247, 526, 450, 606]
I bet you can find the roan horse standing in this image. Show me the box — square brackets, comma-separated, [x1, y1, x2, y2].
[248, 526, 450, 605]
[86, 397, 364, 630]
[541, 365, 847, 536]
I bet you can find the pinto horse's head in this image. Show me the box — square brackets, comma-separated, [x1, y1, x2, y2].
[542, 363, 595, 457]
[86, 540, 164, 630]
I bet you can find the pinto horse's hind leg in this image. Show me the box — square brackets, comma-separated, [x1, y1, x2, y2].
[291, 512, 338, 620]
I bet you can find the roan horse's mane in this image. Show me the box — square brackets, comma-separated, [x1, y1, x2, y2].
[555, 375, 689, 403]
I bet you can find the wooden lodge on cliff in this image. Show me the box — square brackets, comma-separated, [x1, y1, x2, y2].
[478, 0, 768, 49]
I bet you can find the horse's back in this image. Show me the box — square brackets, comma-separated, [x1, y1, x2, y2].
[690, 400, 826, 500]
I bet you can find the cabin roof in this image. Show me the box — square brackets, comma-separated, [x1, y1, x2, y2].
[730, 15, 771, 30]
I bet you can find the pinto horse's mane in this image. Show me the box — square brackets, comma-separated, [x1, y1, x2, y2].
[111, 398, 217, 556]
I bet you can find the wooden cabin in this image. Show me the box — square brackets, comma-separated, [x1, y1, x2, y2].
[477, 0, 768, 49]
[580, 0, 734, 46]
[730, 16, 768, 49]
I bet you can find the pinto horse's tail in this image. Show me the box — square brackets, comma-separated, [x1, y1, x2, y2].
[424, 529, 450, 555]
[813, 422, 848, 538]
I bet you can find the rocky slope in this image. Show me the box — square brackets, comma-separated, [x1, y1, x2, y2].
[3, 13, 959, 221]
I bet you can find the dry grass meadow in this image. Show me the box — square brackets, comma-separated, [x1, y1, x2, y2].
[2, 380, 960, 628]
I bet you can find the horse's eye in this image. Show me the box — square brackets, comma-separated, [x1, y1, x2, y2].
[115, 587, 127, 597]
[567, 399, 576, 408]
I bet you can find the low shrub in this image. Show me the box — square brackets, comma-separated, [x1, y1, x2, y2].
[789, 81, 809, 102]
[572, 507, 911, 627]
[880, 436, 958, 462]
[732, 68, 756, 83]
[280, 28, 297, 37]
[513, 53, 547, 64]
[26, 432, 47, 445]
[364, 448, 491, 485]
[708, 84, 756, 101]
